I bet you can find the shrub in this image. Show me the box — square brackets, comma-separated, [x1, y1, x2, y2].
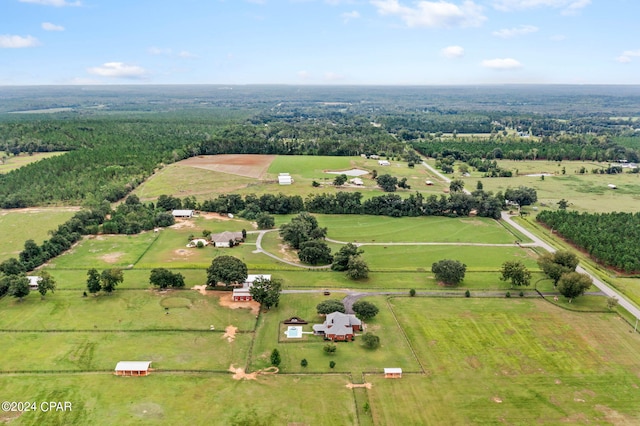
[329, 361, 336, 369]
[409, 288, 416, 297]
[519, 291, 524, 297]
[323, 343, 337, 354]
[464, 289, 470, 298]
[300, 358, 308, 367]
[505, 291, 511, 298]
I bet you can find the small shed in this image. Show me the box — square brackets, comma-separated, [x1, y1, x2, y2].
[115, 361, 152, 376]
[172, 209, 194, 218]
[26, 276, 42, 290]
[608, 184, 617, 189]
[378, 160, 390, 166]
[278, 173, 293, 185]
[425, 180, 434, 186]
[384, 368, 403, 379]
[350, 178, 364, 186]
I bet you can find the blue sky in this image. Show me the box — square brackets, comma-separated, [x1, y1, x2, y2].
[1, 0, 639, 85]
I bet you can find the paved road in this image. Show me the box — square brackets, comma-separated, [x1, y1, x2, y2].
[422, 158, 640, 322]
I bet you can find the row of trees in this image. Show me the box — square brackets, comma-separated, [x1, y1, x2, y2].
[537, 210, 640, 273]
[0, 270, 56, 301]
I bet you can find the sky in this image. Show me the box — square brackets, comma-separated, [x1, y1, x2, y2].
[1, 0, 639, 85]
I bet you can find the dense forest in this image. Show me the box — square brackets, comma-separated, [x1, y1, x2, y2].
[1, 85, 639, 208]
[536, 210, 640, 273]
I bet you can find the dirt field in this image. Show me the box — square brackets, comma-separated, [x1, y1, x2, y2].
[191, 287, 260, 315]
[181, 155, 276, 179]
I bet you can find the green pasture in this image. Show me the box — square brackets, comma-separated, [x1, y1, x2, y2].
[0, 289, 257, 331]
[0, 374, 357, 426]
[132, 162, 255, 201]
[360, 245, 538, 271]
[370, 297, 640, 425]
[318, 214, 524, 244]
[250, 294, 420, 375]
[459, 159, 640, 213]
[0, 152, 65, 174]
[48, 233, 158, 269]
[0, 331, 250, 371]
[45, 269, 207, 290]
[0, 208, 76, 262]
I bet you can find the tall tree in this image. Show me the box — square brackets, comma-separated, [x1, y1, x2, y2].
[207, 256, 248, 287]
[537, 251, 578, 286]
[317, 299, 346, 315]
[346, 256, 370, 280]
[449, 179, 465, 193]
[149, 268, 185, 289]
[100, 268, 124, 294]
[500, 260, 531, 288]
[37, 271, 56, 298]
[332, 243, 363, 271]
[376, 174, 398, 192]
[298, 240, 333, 265]
[505, 186, 538, 209]
[557, 272, 593, 302]
[9, 275, 30, 301]
[87, 268, 102, 295]
[249, 277, 282, 310]
[431, 259, 466, 285]
[352, 300, 379, 320]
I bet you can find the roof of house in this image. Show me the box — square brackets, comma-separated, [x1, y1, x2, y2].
[313, 311, 361, 335]
[246, 274, 271, 284]
[210, 231, 244, 243]
[384, 368, 403, 374]
[115, 361, 152, 371]
[172, 209, 194, 216]
[26, 276, 42, 287]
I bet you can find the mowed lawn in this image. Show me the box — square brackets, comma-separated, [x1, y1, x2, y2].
[0, 208, 76, 262]
[318, 214, 525, 244]
[0, 289, 257, 331]
[250, 294, 421, 375]
[0, 374, 357, 426]
[367, 297, 640, 425]
[0, 152, 66, 174]
[0, 331, 251, 371]
[45, 268, 207, 290]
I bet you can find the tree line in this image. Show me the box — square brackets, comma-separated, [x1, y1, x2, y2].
[537, 210, 640, 273]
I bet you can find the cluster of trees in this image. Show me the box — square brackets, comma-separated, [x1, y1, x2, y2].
[413, 135, 638, 163]
[331, 243, 369, 280]
[536, 250, 593, 301]
[0, 270, 56, 301]
[279, 213, 332, 265]
[102, 194, 175, 234]
[149, 268, 185, 289]
[305, 190, 504, 219]
[201, 193, 304, 218]
[206, 256, 248, 287]
[86, 268, 124, 295]
[537, 211, 640, 273]
[249, 276, 282, 310]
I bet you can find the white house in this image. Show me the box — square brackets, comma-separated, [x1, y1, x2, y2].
[232, 274, 272, 301]
[378, 160, 390, 166]
[26, 276, 42, 290]
[171, 209, 194, 218]
[350, 178, 364, 186]
[278, 173, 293, 185]
[210, 231, 244, 248]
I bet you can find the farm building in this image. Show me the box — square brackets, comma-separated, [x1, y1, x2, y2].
[384, 368, 403, 379]
[172, 209, 194, 218]
[608, 184, 617, 189]
[114, 361, 152, 376]
[26, 276, 42, 290]
[232, 274, 272, 301]
[378, 160, 390, 166]
[278, 173, 293, 185]
[425, 180, 434, 186]
[210, 231, 244, 248]
[313, 311, 362, 341]
[350, 178, 364, 186]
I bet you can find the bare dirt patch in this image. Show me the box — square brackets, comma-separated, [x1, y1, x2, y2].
[278, 244, 300, 263]
[101, 252, 124, 263]
[466, 356, 482, 369]
[346, 382, 372, 389]
[173, 249, 193, 258]
[596, 405, 636, 424]
[191, 287, 260, 315]
[228, 364, 279, 381]
[492, 396, 503, 403]
[181, 154, 276, 179]
[170, 219, 196, 229]
[222, 325, 238, 342]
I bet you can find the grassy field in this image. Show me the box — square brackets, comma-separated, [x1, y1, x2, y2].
[250, 294, 421, 376]
[436, 159, 640, 213]
[318, 214, 527, 244]
[0, 289, 257, 331]
[0, 208, 77, 262]
[0, 152, 66, 174]
[367, 297, 640, 425]
[0, 374, 358, 426]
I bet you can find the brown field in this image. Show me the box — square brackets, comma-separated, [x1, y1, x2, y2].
[180, 154, 276, 178]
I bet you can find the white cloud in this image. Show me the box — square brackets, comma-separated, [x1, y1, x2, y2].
[41, 22, 65, 31]
[0, 35, 40, 48]
[341, 10, 361, 23]
[20, 0, 81, 6]
[371, 0, 486, 28]
[492, 24, 538, 38]
[442, 45, 464, 58]
[87, 62, 147, 79]
[481, 58, 522, 69]
[491, 0, 590, 14]
[616, 50, 640, 63]
[178, 51, 196, 58]
[298, 70, 311, 79]
[324, 71, 345, 81]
